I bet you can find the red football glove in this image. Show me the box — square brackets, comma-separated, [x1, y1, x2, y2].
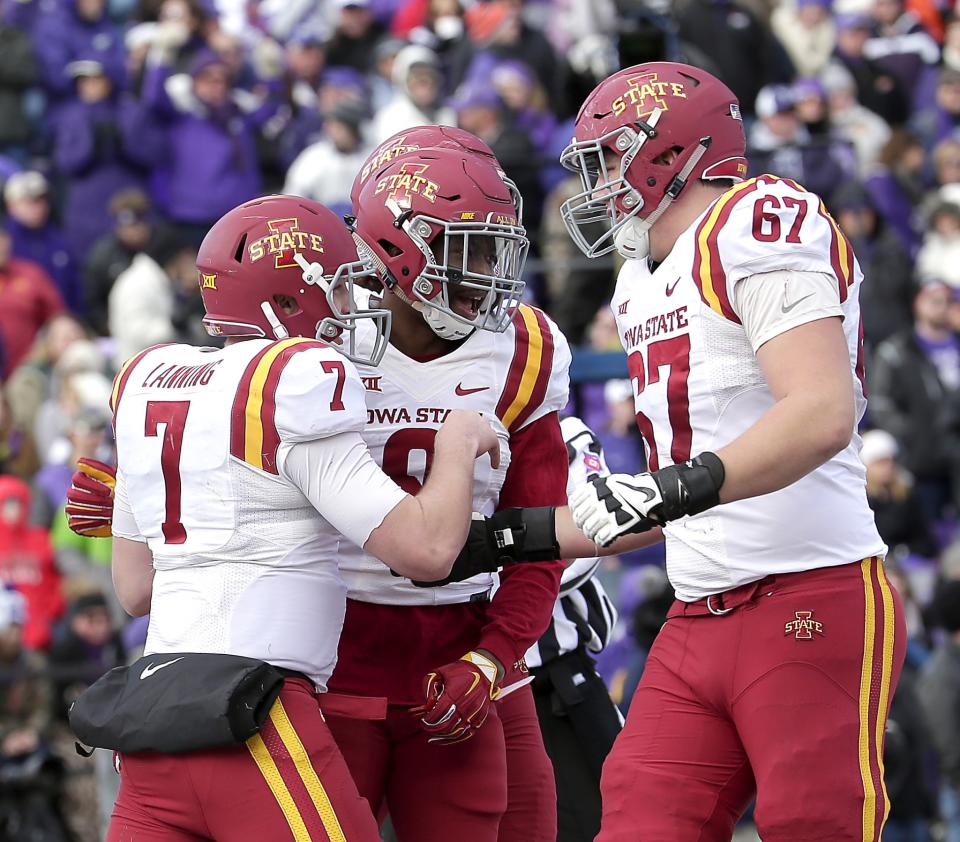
[65, 459, 116, 538]
[412, 651, 501, 745]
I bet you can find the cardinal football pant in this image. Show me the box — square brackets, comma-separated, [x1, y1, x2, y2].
[107, 678, 380, 841]
[598, 557, 905, 842]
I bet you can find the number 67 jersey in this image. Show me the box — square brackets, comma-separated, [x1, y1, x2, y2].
[613, 175, 885, 602]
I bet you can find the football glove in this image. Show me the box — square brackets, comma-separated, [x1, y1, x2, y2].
[65, 459, 116, 538]
[411, 651, 500, 745]
[409, 508, 560, 587]
[570, 452, 725, 547]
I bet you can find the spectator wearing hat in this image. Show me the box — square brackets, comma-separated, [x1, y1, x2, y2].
[489, 59, 556, 152]
[141, 49, 273, 232]
[0, 588, 53, 767]
[4, 172, 81, 315]
[917, 185, 960, 288]
[450, 81, 543, 225]
[31, 406, 109, 530]
[864, 0, 940, 112]
[284, 98, 372, 218]
[834, 11, 910, 125]
[325, 0, 387, 73]
[53, 59, 160, 266]
[0, 227, 64, 380]
[748, 83, 857, 202]
[371, 45, 454, 143]
[771, 0, 837, 78]
[833, 181, 914, 349]
[32, 0, 125, 109]
[911, 67, 960, 152]
[48, 591, 124, 721]
[0, 476, 63, 650]
[871, 280, 960, 518]
[861, 429, 937, 559]
[822, 61, 892, 173]
[918, 579, 960, 842]
[107, 228, 198, 366]
[450, 1, 562, 112]
[0, 11, 36, 160]
[82, 189, 157, 336]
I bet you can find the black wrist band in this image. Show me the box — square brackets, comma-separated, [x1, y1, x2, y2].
[488, 506, 560, 564]
[655, 452, 726, 520]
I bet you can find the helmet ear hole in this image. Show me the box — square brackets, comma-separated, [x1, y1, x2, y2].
[234, 234, 247, 263]
[273, 293, 301, 316]
[378, 239, 403, 257]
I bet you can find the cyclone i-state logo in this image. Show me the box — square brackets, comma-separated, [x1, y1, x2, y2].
[612, 72, 688, 120]
[247, 218, 325, 270]
[784, 610, 824, 640]
[360, 135, 420, 184]
[375, 162, 439, 206]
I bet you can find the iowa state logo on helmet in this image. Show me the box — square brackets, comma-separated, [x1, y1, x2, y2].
[612, 72, 688, 120]
[360, 135, 420, 185]
[247, 218, 326, 269]
[374, 162, 440, 206]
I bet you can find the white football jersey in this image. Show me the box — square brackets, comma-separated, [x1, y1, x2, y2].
[110, 338, 405, 688]
[610, 175, 885, 601]
[338, 303, 572, 605]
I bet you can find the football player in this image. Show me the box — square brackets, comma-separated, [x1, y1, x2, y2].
[322, 130, 569, 842]
[557, 62, 905, 841]
[81, 196, 501, 842]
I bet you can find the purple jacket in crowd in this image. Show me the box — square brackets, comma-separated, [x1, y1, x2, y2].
[33, 1, 126, 99]
[142, 63, 274, 225]
[54, 96, 161, 262]
[5, 217, 82, 314]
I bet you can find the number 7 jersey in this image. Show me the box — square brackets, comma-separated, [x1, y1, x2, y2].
[612, 175, 885, 601]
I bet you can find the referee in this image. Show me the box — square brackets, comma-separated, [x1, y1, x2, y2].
[526, 416, 623, 842]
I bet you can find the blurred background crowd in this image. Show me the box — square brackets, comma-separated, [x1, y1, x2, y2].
[1, 0, 960, 839]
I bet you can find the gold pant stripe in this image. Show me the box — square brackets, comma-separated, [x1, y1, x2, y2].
[246, 731, 312, 842]
[874, 558, 897, 830]
[857, 557, 878, 842]
[271, 699, 347, 842]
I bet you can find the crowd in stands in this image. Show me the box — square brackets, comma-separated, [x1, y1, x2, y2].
[1, 0, 960, 838]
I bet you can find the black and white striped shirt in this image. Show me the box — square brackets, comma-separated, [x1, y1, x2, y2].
[525, 417, 618, 670]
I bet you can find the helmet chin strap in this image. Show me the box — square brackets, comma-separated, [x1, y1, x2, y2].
[415, 301, 475, 341]
[260, 301, 289, 339]
[614, 137, 712, 261]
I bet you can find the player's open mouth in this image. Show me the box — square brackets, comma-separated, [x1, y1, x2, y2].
[449, 288, 488, 320]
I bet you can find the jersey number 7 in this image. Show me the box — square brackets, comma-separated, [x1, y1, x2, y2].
[145, 400, 190, 544]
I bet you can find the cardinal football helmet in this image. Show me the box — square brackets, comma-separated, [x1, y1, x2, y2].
[560, 62, 747, 259]
[352, 146, 528, 341]
[197, 195, 391, 365]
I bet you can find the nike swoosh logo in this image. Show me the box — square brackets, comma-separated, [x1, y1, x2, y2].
[139, 657, 185, 680]
[618, 482, 657, 503]
[781, 292, 815, 314]
[455, 383, 489, 396]
[665, 277, 681, 296]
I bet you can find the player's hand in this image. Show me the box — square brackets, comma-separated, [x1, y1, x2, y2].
[411, 651, 500, 745]
[570, 473, 664, 547]
[65, 459, 116, 538]
[436, 410, 501, 469]
[570, 453, 726, 547]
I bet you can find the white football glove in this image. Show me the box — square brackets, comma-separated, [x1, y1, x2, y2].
[570, 473, 664, 547]
[569, 453, 727, 548]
